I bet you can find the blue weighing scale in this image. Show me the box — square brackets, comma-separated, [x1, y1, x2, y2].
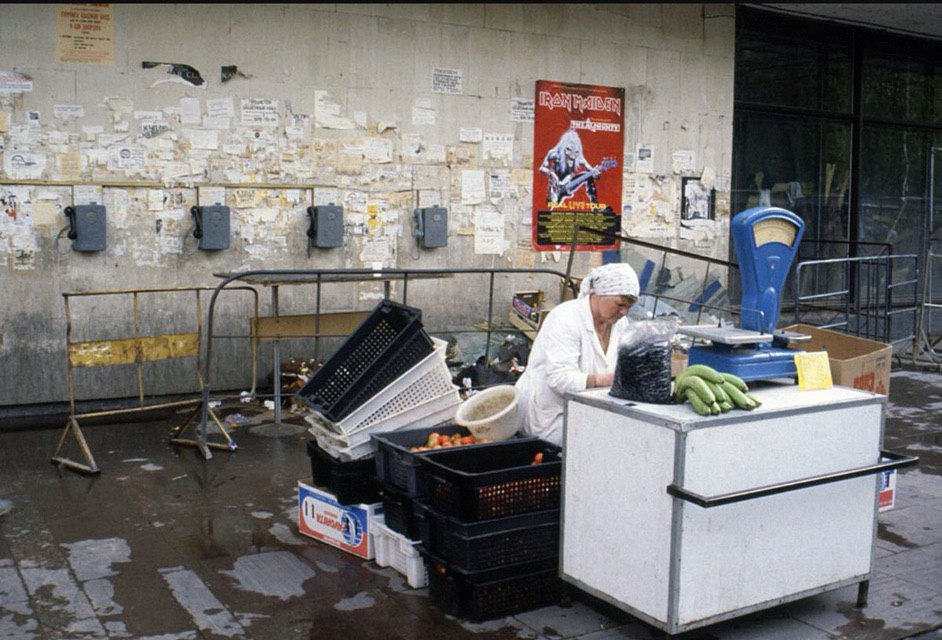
[679, 206, 811, 382]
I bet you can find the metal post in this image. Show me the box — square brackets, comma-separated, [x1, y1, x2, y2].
[272, 285, 282, 425]
[484, 272, 496, 366]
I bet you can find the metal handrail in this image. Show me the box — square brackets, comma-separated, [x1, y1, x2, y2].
[667, 450, 918, 508]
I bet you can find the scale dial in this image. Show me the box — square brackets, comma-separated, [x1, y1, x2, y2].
[752, 217, 798, 247]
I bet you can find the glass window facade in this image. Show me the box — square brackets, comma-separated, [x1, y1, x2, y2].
[734, 7, 942, 334]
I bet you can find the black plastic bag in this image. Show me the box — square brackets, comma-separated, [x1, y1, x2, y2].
[609, 318, 679, 404]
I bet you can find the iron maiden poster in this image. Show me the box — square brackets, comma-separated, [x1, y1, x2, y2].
[532, 80, 624, 251]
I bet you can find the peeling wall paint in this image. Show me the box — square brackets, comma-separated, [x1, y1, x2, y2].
[0, 3, 735, 408]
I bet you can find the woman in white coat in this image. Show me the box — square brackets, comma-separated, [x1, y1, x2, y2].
[515, 262, 640, 446]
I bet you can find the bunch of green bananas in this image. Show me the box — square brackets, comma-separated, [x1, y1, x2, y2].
[674, 365, 763, 416]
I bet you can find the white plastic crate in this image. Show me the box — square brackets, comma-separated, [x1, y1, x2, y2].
[307, 342, 454, 436]
[370, 513, 427, 588]
[309, 391, 461, 461]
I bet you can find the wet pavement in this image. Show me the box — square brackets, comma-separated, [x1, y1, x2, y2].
[0, 367, 940, 640]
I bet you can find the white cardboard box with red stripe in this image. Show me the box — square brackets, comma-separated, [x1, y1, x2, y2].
[297, 480, 382, 559]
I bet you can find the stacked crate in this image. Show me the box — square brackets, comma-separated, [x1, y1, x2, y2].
[373, 432, 564, 621]
[297, 300, 460, 506]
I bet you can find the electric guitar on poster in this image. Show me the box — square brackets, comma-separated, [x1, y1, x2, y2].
[547, 158, 618, 204]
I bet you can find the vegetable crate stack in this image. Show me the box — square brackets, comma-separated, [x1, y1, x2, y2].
[374, 426, 564, 621]
[297, 300, 461, 505]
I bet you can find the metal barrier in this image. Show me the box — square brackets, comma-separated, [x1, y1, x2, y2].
[52, 285, 259, 474]
[909, 238, 942, 369]
[192, 268, 573, 460]
[792, 255, 919, 349]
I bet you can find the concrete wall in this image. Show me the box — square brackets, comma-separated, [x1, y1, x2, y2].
[0, 3, 735, 410]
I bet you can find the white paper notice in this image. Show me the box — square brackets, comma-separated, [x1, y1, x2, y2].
[474, 207, 505, 255]
[241, 98, 280, 127]
[0, 70, 33, 93]
[207, 97, 235, 119]
[412, 101, 436, 126]
[74, 185, 103, 205]
[202, 116, 230, 130]
[483, 134, 514, 163]
[107, 146, 146, 172]
[314, 91, 354, 130]
[432, 68, 463, 95]
[426, 144, 446, 163]
[488, 171, 511, 200]
[199, 186, 226, 206]
[147, 189, 165, 211]
[179, 97, 201, 125]
[418, 190, 441, 208]
[459, 127, 482, 143]
[636, 144, 654, 173]
[185, 129, 219, 150]
[54, 104, 85, 119]
[314, 187, 340, 207]
[511, 98, 535, 122]
[363, 138, 393, 163]
[3, 151, 46, 180]
[461, 169, 486, 205]
[672, 149, 695, 174]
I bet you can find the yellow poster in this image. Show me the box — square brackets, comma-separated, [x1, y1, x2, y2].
[56, 4, 114, 65]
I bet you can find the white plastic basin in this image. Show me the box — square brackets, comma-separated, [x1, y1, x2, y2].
[454, 385, 519, 441]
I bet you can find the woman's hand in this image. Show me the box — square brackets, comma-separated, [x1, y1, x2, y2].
[588, 371, 614, 388]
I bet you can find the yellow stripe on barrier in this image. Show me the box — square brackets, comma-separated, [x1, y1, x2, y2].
[68, 333, 200, 367]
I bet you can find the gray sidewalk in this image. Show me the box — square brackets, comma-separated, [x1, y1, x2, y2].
[0, 366, 939, 639]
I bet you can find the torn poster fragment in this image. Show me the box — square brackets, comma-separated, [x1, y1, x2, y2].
[0, 70, 33, 94]
[142, 61, 205, 87]
[221, 65, 253, 83]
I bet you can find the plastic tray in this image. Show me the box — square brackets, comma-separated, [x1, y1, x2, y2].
[306, 439, 380, 505]
[373, 425, 535, 498]
[308, 345, 457, 436]
[415, 502, 560, 571]
[418, 439, 562, 522]
[308, 391, 461, 462]
[297, 300, 433, 422]
[381, 484, 422, 541]
[370, 513, 427, 589]
[421, 548, 561, 621]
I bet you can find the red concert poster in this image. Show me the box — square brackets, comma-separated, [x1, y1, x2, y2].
[532, 80, 625, 251]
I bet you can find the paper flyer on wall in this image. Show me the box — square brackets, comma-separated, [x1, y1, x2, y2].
[531, 80, 624, 251]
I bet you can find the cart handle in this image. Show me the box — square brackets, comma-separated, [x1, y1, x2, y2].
[667, 450, 918, 509]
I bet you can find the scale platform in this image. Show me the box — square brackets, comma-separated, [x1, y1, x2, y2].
[678, 325, 771, 345]
[679, 325, 811, 382]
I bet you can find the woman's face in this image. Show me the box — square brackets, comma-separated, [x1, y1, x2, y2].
[593, 295, 635, 324]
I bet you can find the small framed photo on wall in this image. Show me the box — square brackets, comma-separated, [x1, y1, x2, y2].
[681, 177, 715, 221]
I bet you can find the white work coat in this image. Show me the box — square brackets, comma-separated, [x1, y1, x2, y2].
[515, 296, 631, 446]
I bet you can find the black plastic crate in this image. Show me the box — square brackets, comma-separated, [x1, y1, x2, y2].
[418, 439, 562, 522]
[421, 548, 561, 621]
[296, 300, 434, 422]
[306, 440, 380, 505]
[372, 424, 535, 498]
[381, 483, 422, 540]
[415, 502, 560, 571]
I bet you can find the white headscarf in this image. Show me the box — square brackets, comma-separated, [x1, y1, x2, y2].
[578, 263, 640, 299]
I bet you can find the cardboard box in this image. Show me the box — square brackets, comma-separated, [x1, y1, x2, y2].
[510, 290, 555, 339]
[298, 480, 382, 559]
[783, 324, 892, 395]
[878, 469, 896, 512]
[560, 277, 581, 302]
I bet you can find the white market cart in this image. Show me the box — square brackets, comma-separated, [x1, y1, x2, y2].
[560, 384, 917, 636]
